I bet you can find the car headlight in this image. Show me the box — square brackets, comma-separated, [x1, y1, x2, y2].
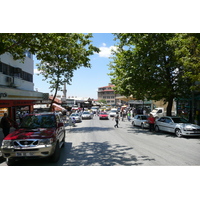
[2, 140, 12, 147]
[184, 127, 193, 131]
[39, 138, 53, 145]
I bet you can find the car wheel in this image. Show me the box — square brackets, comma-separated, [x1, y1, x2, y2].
[49, 142, 61, 163]
[175, 129, 182, 138]
[155, 125, 159, 132]
[6, 158, 15, 166]
[132, 121, 135, 126]
[61, 131, 65, 148]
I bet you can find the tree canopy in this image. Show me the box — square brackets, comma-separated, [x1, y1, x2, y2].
[109, 33, 199, 115]
[36, 33, 99, 108]
[0, 33, 99, 109]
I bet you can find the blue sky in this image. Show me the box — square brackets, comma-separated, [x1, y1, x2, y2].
[33, 33, 117, 99]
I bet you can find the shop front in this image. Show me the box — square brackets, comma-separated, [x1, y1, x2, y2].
[0, 87, 48, 124]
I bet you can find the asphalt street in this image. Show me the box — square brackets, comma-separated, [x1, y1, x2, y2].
[1, 115, 200, 166]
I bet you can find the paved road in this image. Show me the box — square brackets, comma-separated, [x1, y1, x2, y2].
[1, 115, 200, 166]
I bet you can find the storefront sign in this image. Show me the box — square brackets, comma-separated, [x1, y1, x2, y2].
[0, 93, 7, 98]
[0, 100, 34, 107]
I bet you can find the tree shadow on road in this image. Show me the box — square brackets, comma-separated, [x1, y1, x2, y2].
[11, 141, 155, 166]
[59, 141, 155, 166]
[67, 127, 113, 133]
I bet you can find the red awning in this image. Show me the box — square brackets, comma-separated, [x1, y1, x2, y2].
[52, 103, 66, 111]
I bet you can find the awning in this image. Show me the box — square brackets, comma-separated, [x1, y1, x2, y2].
[52, 103, 66, 111]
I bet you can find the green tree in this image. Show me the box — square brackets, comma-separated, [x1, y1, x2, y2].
[0, 33, 99, 110]
[109, 33, 193, 116]
[36, 33, 99, 110]
[168, 33, 200, 91]
[0, 33, 41, 60]
[98, 99, 107, 105]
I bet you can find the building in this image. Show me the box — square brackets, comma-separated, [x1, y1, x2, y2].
[0, 52, 48, 123]
[97, 83, 122, 106]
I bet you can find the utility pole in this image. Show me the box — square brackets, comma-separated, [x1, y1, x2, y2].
[63, 82, 67, 99]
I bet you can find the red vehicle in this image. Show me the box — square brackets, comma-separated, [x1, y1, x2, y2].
[1, 112, 65, 165]
[99, 112, 109, 120]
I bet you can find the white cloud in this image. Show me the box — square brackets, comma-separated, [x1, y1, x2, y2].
[34, 68, 41, 74]
[98, 45, 118, 58]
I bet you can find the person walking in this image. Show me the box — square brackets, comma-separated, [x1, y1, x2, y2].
[127, 111, 131, 121]
[148, 114, 155, 132]
[114, 112, 120, 128]
[0, 113, 11, 138]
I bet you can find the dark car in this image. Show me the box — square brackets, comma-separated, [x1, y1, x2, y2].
[1, 112, 65, 165]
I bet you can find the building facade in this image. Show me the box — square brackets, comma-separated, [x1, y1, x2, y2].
[0, 52, 48, 123]
[97, 83, 122, 106]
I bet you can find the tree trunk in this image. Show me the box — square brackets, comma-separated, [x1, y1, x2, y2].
[166, 96, 174, 116]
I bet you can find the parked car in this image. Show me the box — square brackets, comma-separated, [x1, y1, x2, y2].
[70, 113, 82, 122]
[132, 115, 149, 129]
[99, 112, 109, 120]
[155, 116, 200, 137]
[1, 112, 65, 165]
[82, 111, 93, 119]
[109, 109, 118, 117]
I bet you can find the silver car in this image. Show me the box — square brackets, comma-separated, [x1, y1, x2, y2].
[81, 111, 93, 119]
[70, 113, 82, 122]
[132, 115, 149, 129]
[155, 116, 200, 137]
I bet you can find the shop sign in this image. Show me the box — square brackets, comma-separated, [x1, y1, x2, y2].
[0, 93, 7, 98]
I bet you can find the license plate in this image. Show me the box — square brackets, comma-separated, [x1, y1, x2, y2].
[15, 152, 34, 156]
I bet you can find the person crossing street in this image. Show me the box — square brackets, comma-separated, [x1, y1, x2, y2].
[114, 112, 120, 128]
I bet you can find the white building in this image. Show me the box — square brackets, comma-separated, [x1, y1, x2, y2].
[0, 52, 48, 121]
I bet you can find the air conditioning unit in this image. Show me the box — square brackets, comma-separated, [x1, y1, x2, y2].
[6, 76, 12, 83]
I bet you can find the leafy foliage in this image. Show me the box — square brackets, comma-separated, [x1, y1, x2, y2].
[0, 33, 99, 110]
[109, 33, 195, 115]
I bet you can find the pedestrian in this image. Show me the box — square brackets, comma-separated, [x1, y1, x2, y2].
[127, 111, 131, 121]
[148, 114, 155, 132]
[114, 112, 120, 128]
[143, 108, 146, 115]
[0, 113, 11, 138]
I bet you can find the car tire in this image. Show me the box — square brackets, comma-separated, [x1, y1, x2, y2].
[49, 142, 61, 163]
[155, 125, 159, 132]
[132, 121, 135, 126]
[175, 129, 182, 138]
[6, 158, 15, 166]
[61, 132, 65, 148]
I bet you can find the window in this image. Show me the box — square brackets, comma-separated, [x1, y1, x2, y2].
[0, 62, 2, 72]
[165, 118, 172, 123]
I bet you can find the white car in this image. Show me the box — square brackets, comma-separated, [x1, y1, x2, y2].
[155, 116, 200, 137]
[132, 115, 149, 129]
[82, 111, 93, 119]
[109, 109, 118, 117]
[70, 113, 82, 122]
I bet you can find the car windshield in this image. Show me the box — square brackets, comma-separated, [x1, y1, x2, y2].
[20, 115, 56, 129]
[83, 112, 90, 114]
[71, 113, 79, 116]
[111, 110, 117, 113]
[100, 112, 107, 115]
[172, 117, 188, 123]
[141, 116, 148, 120]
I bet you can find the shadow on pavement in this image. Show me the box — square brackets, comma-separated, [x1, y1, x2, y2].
[6, 141, 155, 166]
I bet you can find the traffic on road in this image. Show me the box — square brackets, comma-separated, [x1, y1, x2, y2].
[1, 108, 200, 166]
